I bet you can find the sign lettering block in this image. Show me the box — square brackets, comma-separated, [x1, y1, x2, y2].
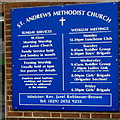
[11, 2, 118, 111]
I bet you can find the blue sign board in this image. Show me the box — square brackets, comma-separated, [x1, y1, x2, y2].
[11, 2, 118, 111]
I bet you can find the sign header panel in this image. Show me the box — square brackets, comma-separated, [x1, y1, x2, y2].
[11, 2, 118, 111]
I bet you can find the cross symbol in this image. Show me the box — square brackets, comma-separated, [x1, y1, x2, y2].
[59, 17, 66, 26]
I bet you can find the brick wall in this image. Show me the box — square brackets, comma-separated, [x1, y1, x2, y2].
[4, 2, 120, 120]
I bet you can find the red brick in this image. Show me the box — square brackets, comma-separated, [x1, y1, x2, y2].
[7, 80, 12, 84]
[5, 19, 11, 25]
[62, 113, 79, 118]
[6, 36, 11, 41]
[6, 47, 11, 51]
[5, 13, 10, 19]
[29, 2, 60, 6]
[6, 75, 12, 79]
[52, 113, 60, 117]
[46, 119, 64, 120]
[0, 4, 3, 13]
[36, 119, 46, 120]
[7, 106, 9, 111]
[7, 95, 9, 100]
[92, 114, 110, 118]
[6, 58, 12, 63]
[7, 90, 12, 95]
[7, 85, 10, 90]
[119, 31, 120, 35]
[4, 8, 12, 13]
[6, 32, 11, 37]
[5, 2, 30, 8]
[19, 118, 36, 120]
[7, 95, 12, 100]
[64, 119, 75, 120]
[112, 114, 120, 118]
[9, 106, 13, 111]
[6, 118, 18, 120]
[29, 2, 75, 7]
[81, 113, 90, 118]
[8, 112, 22, 116]
[6, 53, 11, 57]
[33, 112, 50, 117]
[74, 119, 91, 120]
[6, 69, 12, 74]
[6, 25, 11, 30]
[24, 112, 32, 117]
[6, 64, 12, 68]
[9, 95, 12, 100]
[7, 101, 12, 106]
[6, 41, 11, 46]
[4, 2, 77, 13]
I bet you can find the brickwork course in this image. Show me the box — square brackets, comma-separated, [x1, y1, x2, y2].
[3, 1, 120, 120]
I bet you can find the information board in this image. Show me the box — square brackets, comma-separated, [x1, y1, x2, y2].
[11, 2, 118, 111]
